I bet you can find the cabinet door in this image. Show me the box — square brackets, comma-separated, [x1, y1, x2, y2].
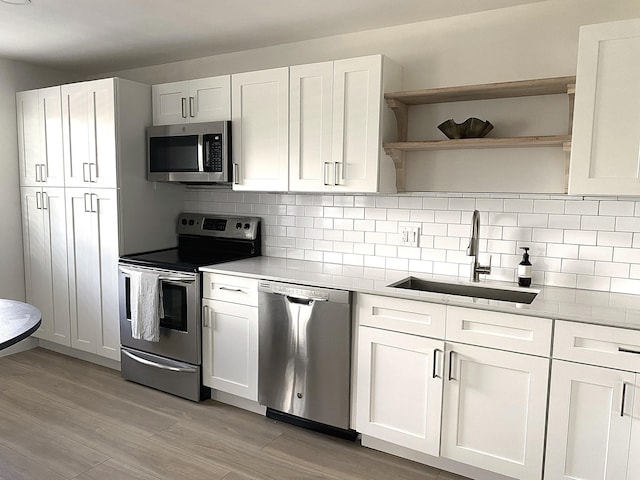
[42, 187, 71, 345]
[545, 360, 634, 480]
[189, 76, 231, 122]
[66, 188, 120, 359]
[16, 90, 41, 187]
[20, 187, 48, 337]
[93, 188, 120, 359]
[627, 377, 640, 480]
[39, 86, 65, 187]
[88, 79, 117, 188]
[441, 343, 548, 480]
[569, 18, 640, 195]
[152, 81, 189, 125]
[289, 62, 334, 192]
[231, 67, 289, 191]
[356, 326, 443, 456]
[62, 83, 92, 188]
[63, 79, 117, 188]
[202, 298, 258, 401]
[331, 55, 382, 192]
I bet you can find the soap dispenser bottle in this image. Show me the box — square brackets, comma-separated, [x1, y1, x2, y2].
[518, 247, 532, 287]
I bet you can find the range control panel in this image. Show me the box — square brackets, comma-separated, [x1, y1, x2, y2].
[176, 213, 260, 240]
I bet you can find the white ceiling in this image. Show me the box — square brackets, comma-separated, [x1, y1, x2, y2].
[0, 0, 545, 75]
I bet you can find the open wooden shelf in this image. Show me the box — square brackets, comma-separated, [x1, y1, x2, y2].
[385, 76, 576, 192]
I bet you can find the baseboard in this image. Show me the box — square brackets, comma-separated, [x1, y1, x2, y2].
[360, 436, 514, 480]
[210, 390, 266, 415]
[37, 340, 121, 371]
[0, 337, 38, 357]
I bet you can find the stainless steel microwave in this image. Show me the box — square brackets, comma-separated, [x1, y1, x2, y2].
[147, 121, 231, 183]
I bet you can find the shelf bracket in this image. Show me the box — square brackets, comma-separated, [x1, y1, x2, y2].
[386, 98, 409, 142]
[384, 147, 406, 192]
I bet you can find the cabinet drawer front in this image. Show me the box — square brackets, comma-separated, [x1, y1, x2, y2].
[357, 294, 445, 338]
[554, 320, 640, 371]
[203, 273, 258, 306]
[447, 306, 552, 357]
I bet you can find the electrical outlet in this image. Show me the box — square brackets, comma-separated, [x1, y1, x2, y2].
[399, 226, 420, 247]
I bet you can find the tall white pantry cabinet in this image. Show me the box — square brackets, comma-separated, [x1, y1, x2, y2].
[17, 78, 183, 361]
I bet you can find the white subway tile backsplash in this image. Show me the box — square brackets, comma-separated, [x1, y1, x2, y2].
[582, 215, 615, 231]
[600, 201, 635, 216]
[518, 213, 548, 228]
[597, 231, 633, 247]
[504, 199, 534, 213]
[534, 200, 565, 214]
[579, 246, 613, 262]
[193, 191, 640, 294]
[565, 200, 598, 215]
[547, 243, 579, 259]
[564, 230, 597, 245]
[549, 214, 581, 229]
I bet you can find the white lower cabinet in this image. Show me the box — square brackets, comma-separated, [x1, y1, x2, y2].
[20, 186, 70, 345]
[545, 360, 635, 480]
[440, 342, 549, 480]
[356, 326, 444, 455]
[66, 188, 120, 360]
[544, 320, 640, 480]
[202, 274, 259, 401]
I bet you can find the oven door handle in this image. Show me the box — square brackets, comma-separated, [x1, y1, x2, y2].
[158, 275, 196, 284]
[122, 350, 197, 373]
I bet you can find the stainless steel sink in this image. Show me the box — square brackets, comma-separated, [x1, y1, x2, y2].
[388, 277, 538, 304]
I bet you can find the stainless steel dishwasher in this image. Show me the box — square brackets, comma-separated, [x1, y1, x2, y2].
[258, 280, 353, 437]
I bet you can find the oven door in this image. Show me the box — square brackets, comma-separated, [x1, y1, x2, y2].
[118, 264, 201, 365]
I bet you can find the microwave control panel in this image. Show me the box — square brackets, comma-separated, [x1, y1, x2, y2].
[204, 134, 224, 172]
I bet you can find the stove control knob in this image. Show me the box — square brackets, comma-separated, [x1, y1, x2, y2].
[188, 219, 194, 226]
[236, 222, 242, 229]
[244, 223, 250, 230]
[181, 219, 187, 225]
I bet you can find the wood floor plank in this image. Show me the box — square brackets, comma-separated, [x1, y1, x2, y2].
[0, 443, 68, 480]
[0, 348, 469, 480]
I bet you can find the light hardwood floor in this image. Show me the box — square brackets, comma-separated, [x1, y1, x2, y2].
[0, 348, 469, 480]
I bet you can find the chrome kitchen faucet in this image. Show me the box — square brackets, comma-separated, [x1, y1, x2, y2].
[467, 209, 492, 282]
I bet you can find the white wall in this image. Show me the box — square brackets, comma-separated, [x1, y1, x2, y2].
[0, 59, 75, 300]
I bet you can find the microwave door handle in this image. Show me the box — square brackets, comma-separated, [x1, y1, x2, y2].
[198, 135, 204, 172]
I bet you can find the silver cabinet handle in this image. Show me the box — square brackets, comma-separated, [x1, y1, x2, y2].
[181, 97, 187, 118]
[433, 349, 442, 379]
[202, 305, 210, 328]
[233, 163, 239, 184]
[82, 162, 90, 182]
[35, 191, 42, 210]
[323, 162, 330, 186]
[40, 164, 47, 183]
[83, 192, 91, 213]
[448, 350, 456, 381]
[621, 382, 629, 417]
[89, 163, 97, 183]
[619, 347, 640, 355]
[219, 286, 243, 292]
[189, 96, 195, 117]
[42, 191, 48, 210]
[35, 164, 41, 182]
[334, 162, 340, 186]
[122, 350, 197, 373]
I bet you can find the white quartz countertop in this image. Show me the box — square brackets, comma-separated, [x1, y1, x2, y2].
[201, 257, 640, 330]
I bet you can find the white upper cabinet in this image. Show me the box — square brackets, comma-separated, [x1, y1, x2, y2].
[152, 76, 231, 125]
[16, 86, 65, 187]
[569, 18, 640, 195]
[289, 55, 402, 192]
[62, 78, 117, 188]
[231, 67, 289, 191]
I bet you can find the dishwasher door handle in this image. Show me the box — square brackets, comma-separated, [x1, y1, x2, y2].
[285, 295, 327, 305]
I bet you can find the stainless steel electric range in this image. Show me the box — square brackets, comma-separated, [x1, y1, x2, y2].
[118, 212, 261, 401]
